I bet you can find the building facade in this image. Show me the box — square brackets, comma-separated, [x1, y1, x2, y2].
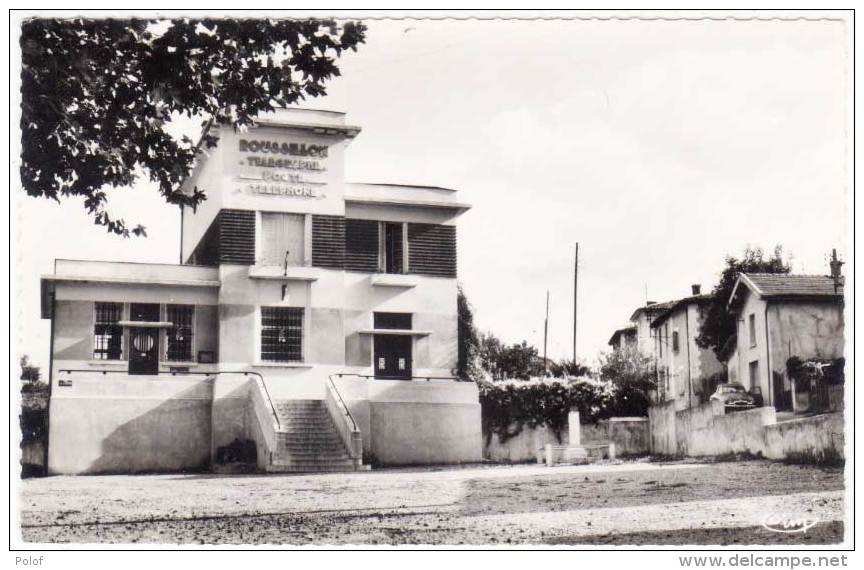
[40, 108, 482, 474]
[628, 301, 676, 356]
[607, 324, 637, 351]
[650, 287, 724, 410]
[724, 272, 844, 412]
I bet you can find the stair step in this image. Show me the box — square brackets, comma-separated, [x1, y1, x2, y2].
[278, 449, 350, 459]
[282, 443, 347, 451]
[266, 464, 359, 473]
[273, 457, 354, 466]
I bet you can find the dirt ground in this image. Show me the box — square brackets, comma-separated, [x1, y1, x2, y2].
[18, 459, 845, 546]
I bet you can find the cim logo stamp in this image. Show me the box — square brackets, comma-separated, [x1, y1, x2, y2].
[760, 512, 819, 534]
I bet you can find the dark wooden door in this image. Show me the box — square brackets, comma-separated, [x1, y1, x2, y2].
[129, 303, 160, 375]
[374, 334, 412, 379]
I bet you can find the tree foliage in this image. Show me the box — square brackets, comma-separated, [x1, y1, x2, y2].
[20, 17, 366, 236]
[19, 355, 41, 384]
[477, 333, 545, 381]
[477, 331, 592, 381]
[695, 246, 791, 356]
[456, 285, 482, 381]
[597, 346, 655, 417]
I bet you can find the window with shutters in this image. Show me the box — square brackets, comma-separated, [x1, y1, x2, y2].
[260, 212, 305, 267]
[94, 302, 124, 360]
[260, 307, 304, 362]
[165, 305, 194, 362]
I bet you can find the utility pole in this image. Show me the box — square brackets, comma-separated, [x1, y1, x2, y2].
[573, 243, 579, 362]
[544, 290, 550, 373]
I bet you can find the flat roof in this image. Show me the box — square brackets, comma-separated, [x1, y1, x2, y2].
[345, 183, 471, 213]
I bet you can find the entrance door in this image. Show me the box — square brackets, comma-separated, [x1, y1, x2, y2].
[374, 335, 412, 379]
[129, 303, 160, 375]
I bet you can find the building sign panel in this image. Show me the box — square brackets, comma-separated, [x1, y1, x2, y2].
[236, 137, 329, 199]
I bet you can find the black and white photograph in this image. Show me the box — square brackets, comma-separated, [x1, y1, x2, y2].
[8, 7, 855, 557]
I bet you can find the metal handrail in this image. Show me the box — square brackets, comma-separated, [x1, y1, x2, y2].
[326, 374, 358, 433]
[57, 368, 280, 430]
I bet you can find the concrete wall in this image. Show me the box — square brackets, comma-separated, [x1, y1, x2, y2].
[484, 423, 563, 463]
[608, 417, 649, 456]
[482, 417, 649, 462]
[648, 400, 678, 455]
[48, 375, 214, 474]
[763, 412, 844, 460]
[648, 400, 844, 461]
[334, 378, 481, 465]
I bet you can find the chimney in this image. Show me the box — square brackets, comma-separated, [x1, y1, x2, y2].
[691, 284, 701, 295]
[829, 249, 844, 293]
[646, 301, 656, 306]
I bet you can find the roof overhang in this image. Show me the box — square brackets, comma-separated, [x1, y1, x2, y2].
[250, 119, 362, 139]
[727, 274, 758, 312]
[344, 196, 471, 215]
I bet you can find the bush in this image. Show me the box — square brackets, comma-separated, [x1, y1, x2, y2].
[478, 376, 613, 443]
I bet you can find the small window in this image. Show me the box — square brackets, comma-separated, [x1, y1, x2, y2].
[672, 331, 680, 353]
[260, 307, 304, 362]
[374, 312, 412, 330]
[383, 222, 404, 274]
[94, 302, 123, 360]
[749, 314, 757, 347]
[166, 305, 194, 362]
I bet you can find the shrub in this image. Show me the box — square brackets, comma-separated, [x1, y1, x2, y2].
[478, 376, 613, 444]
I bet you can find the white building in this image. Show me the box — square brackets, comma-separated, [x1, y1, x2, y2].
[724, 272, 844, 412]
[40, 108, 482, 474]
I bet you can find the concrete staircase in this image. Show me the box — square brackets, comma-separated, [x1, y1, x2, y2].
[267, 399, 363, 473]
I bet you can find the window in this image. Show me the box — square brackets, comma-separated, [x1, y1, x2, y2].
[672, 331, 680, 353]
[748, 313, 757, 347]
[260, 307, 304, 362]
[261, 212, 305, 267]
[383, 222, 404, 274]
[94, 302, 123, 360]
[165, 305, 194, 362]
[374, 312, 412, 330]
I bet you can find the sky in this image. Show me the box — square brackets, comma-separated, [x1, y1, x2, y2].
[13, 15, 851, 371]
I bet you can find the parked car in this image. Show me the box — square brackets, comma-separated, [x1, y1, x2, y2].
[710, 383, 757, 411]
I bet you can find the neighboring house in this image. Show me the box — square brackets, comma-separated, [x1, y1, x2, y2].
[628, 300, 676, 355]
[724, 272, 844, 412]
[39, 108, 482, 474]
[608, 324, 637, 351]
[651, 285, 724, 410]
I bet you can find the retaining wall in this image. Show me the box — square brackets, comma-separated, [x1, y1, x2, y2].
[482, 415, 649, 462]
[648, 400, 844, 461]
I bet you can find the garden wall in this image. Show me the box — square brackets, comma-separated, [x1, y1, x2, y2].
[482, 415, 649, 462]
[648, 400, 844, 461]
[608, 417, 649, 456]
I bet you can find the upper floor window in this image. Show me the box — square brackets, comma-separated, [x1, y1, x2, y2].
[260, 306, 304, 363]
[261, 212, 305, 267]
[165, 305, 194, 362]
[382, 222, 405, 274]
[748, 313, 757, 347]
[672, 330, 680, 353]
[94, 302, 123, 360]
